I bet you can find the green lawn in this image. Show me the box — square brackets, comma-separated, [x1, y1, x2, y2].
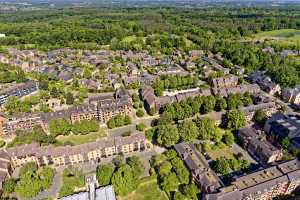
[207, 146, 235, 160]
[253, 29, 300, 42]
[119, 176, 168, 200]
[56, 129, 107, 145]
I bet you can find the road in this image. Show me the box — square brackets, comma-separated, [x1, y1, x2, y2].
[107, 115, 159, 138]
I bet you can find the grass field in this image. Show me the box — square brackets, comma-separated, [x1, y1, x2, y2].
[118, 176, 169, 200]
[56, 129, 107, 145]
[207, 146, 235, 160]
[253, 29, 300, 43]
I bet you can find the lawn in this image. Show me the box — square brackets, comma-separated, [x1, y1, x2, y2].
[207, 146, 235, 160]
[118, 176, 168, 200]
[56, 129, 107, 145]
[59, 167, 85, 198]
[253, 29, 300, 42]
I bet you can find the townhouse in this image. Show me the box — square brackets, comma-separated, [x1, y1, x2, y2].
[205, 159, 300, 200]
[0, 80, 38, 105]
[175, 142, 222, 193]
[249, 71, 281, 95]
[238, 127, 282, 164]
[5, 133, 147, 169]
[210, 75, 239, 89]
[0, 113, 43, 135]
[264, 113, 300, 150]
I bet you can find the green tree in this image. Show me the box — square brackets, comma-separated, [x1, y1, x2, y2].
[161, 172, 179, 194]
[3, 178, 16, 194]
[226, 110, 246, 130]
[254, 109, 267, 125]
[202, 96, 216, 113]
[195, 117, 218, 141]
[183, 184, 199, 200]
[222, 130, 234, 146]
[174, 192, 185, 200]
[136, 109, 144, 118]
[111, 165, 139, 196]
[179, 120, 198, 142]
[281, 137, 290, 150]
[49, 118, 71, 136]
[215, 96, 227, 111]
[157, 124, 180, 147]
[128, 156, 145, 178]
[213, 157, 231, 175]
[136, 123, 146, 131]
[65, 92, 74, 105]
[96, 164, 115, 186]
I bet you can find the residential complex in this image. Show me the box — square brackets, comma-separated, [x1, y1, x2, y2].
[205, 159, 300, 200]
[0, 80, 38, 105]
[264, 113, 300, 150]
[238, 127, 282, 165]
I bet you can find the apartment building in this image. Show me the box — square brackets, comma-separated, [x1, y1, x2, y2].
[5, 133, 147, 169]
[175, 142, 222, 193]
[249, 71, 281, 95]
[0, 80, 38, 105]
[0, 113, 44, 135]
[264, 113, 300, 150]
[205, 159, 300, 200]
[238, 127, 282, 164]
[210, 75, 239, 89]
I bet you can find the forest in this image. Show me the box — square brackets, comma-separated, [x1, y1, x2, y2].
[0, 7, 299, 87]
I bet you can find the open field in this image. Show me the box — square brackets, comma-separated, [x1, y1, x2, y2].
[118, 176, 168, 200]
[207, 146, 236, 160]
[253, 29, 300, 43]
[56, 129, 107, 145]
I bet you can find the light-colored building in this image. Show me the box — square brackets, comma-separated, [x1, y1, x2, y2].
[282, 86, 300, 105]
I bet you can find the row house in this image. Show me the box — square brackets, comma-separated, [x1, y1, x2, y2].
[69, 104, 98, 124]
[0, 113, 43, 135]
[175, 142, 223, 193]
[210, 75, 239, 89]
[0, 80, 38, 105]
[212, 84, 260, 97]
[5, 133, 148, 169]
[249, 71, 281, 95]
[238, 127, 282, 165]
[205, 159, 300, 200]
[264, 113, 300, 150]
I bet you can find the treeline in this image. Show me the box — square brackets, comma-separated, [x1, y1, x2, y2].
[154, 75, 198, 96]
[160, 93, 253, 121]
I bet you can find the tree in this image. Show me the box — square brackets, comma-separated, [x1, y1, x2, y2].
[136, 123, 146, 131]
[174, 192, 185, 200]
[96, 164, 115, 186]
[281, 137, 290, 150]
[161, 172, 179, 194]
[4, 96, 22, 114]
[213, 157, 231, 175]
[183, 184, 199, 200]
[202, 96, 216, 113]
[111, 165, 139, 196]
[65, 92, 74, 105]
[254, 109, 267, 125]
[136, 109, 144, 117]
[3, 178, 16, 194]
[158, 161, 173, 176]
[195, 117, 218, 140]
[127, 156, 145, 178]
[49, 118, 71, 136]
[171, 157, 189, 184]
[179, 120, 198, 142]
[222, 130, 234, 146]
[226, 110, 246, 130]
[156, 124, 180, 147]
[215, 96, 227, 111]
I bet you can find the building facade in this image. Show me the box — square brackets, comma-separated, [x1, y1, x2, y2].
[5, 133, 148, 169]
